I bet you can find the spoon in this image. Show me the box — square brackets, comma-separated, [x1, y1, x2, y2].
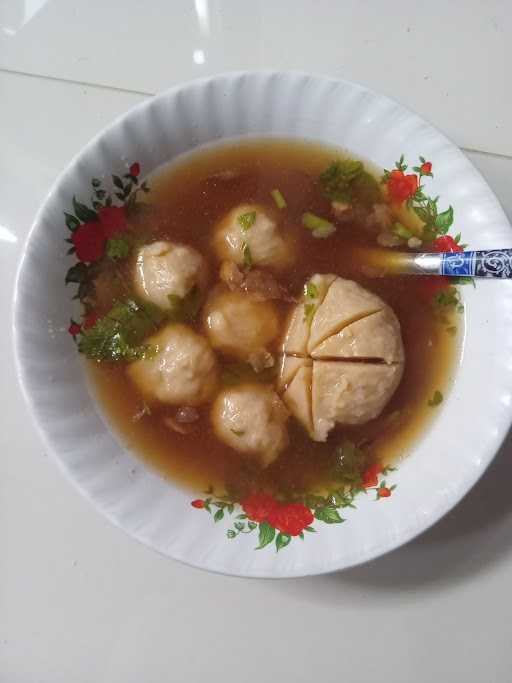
[357, 248, 512, 278]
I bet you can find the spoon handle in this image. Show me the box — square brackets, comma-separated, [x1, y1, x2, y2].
[409, 249, 512, 278]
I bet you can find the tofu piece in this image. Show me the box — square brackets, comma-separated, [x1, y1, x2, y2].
[277, 355, 311, 391]
[282, 274, 336, 355]
[308, 278, 384, 353]
[311, 308, 404, 364]
[311, 361, 403, 441]
[278, 275, 406, 442]
[282, 364, 314, 435]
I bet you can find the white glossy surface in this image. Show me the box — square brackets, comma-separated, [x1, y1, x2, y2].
[13, 71, 512, 579]
[0, 0, 511, 155]
[2, 5, 512, 680]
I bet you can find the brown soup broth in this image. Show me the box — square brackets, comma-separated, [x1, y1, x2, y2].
[88, 139, 460, 498]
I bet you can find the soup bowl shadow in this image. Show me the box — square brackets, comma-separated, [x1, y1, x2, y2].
[275, 425, 512, 600]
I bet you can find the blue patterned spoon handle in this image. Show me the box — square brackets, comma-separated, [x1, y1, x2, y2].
[409, 249, 512, 278]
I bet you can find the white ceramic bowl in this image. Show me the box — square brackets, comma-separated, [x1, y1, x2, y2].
[13, 71, 512, 578]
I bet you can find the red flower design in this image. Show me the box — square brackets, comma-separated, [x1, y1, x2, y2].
[130, 162, 140, 178]
[431, 235, 463, 253]
[98, 206, 127, 239]
[68, 322, 81, 337]
[387, 170, 418, 203]
[267, 503, 314, 537]
[191, 499, 205, 509]
[83, 312, 100, 329]
[377, 486, 391, 498]
[420, 275, 450, 302]
[362, 463, 382, 488]
[241, 493, 279, 523]
[71, 222, 106, 262]
[420, 161, 432, 175]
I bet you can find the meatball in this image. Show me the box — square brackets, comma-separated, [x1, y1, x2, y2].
[278, 275, 405, 441]
[134, 241, 207, 309]
[202, 287, 280, 360]
[127, 324, 218, 406]
[210, 384, 289, 466]
[213, 203, 294, 270]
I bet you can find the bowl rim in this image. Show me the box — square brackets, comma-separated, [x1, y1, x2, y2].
[12, 69, 512, 578]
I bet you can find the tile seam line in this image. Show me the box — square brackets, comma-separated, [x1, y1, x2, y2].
[1, 67, 511, 161]
[0, 66, 153, 97]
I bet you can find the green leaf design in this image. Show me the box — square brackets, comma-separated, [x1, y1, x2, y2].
[434, 206, 454, 233]
[65, 262, 88, 285]
[112, 174, 124, 190]
[247, 521, 257, 531]
[256, 522, 275, 549]
[413, 206, 431, 224]
[314, 506, 344, 524]
[304, 526, 316, 533]
[234, 521, 245, 531]
[275, 533, 291, 552]
[226, 529, 236, 539]
[72, 196, 97, 223]
[64, 212, 80, 231]
[214, 509, 224, 523]
[76, 279, 95, 302]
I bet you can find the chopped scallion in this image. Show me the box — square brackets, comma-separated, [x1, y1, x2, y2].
[304, 281, 319, 299]
[302, 212, 336, 239]
[428, 390, 443, 407]
[391, 222, 412, 240]
[238, 211, 257, 232]
[242, 242, 253, 268]
[270, 188, 287, 209]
